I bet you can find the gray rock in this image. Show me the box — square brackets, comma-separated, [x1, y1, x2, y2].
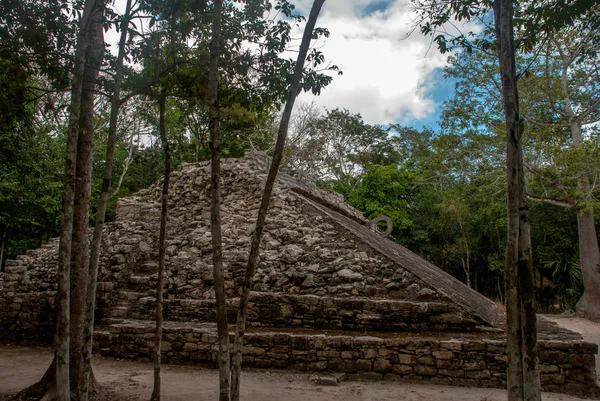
[308, 375, 339, 386]
[336, 269, 363, 281]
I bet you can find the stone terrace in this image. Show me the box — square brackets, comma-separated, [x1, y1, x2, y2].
[0, 151, 598, 397]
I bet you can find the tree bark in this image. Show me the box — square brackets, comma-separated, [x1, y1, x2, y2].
[69, 3, 105, 399]
[567, 120, 600, 319]
[230, 2, 326, 400]
[79, 2, 131, 400]
[151, 91, 170, 401]
[493, 1, 540, 400]
[207, 1, 229, 400]
[576, 208, 600, 318]
[0, 228, 6, 272]
[54, 0, 98, 399]
[518, 163, 539, 400]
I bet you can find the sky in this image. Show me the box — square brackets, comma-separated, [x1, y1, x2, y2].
[289, 0, 456, 129]
[107, 0, 457, 130]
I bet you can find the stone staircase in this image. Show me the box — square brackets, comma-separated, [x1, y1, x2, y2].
[102, 260, 159, 322]
[91, 261, 599, 396]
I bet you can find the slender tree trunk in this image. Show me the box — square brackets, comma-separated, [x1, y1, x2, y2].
[52, 1, 98, 399]
[576, 208, 600, 318]
[566, 121, 600, 319]
[206, 2, 229, 400]
[461, 258, 471, 288]
[113, 134, 135, 197]
[457, 218, 471, 288]
[518, 165, 539, 399]
[69, 4, 105, 399]
[230, 2, 326, 400]
[0, 228, 6, 272]
[151, 91, 170, 401]
[79, 2, 131, 400]
[493, 1, 540, 400]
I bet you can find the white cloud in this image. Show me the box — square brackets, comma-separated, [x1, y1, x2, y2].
[106, 0, 452, 126]
[293, 0, 450, 125]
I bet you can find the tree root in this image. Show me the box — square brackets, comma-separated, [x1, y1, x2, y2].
[10, 358, 55, 400]
[9, 358, 100, 401]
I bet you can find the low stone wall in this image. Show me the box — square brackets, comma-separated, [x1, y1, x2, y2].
[0, 291, 55, 343]
[97, 321, 599, 397]
[0, 245, 58, 344]
[124, 293, 488, 332]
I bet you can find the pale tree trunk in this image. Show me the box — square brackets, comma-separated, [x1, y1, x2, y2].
[567, 119, 600, 319]
[79, 1, 132, 400]
[493, 1, 540, 400]
[461, 258, 471, 288]
[456, 217, 471, 288]
[113, 129, 135, 197]
[206, 1, 229, 400]
[230, 2, 326, 400]
[151, 91, 170, 401]
[69, 3, 105, 400]
[576, 207, 600, 318]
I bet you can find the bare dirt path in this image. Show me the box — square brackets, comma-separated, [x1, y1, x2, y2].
[0, 316, 598, 401]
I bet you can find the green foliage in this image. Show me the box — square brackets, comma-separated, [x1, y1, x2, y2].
[412, 0, 598, 54]
[530, 202, 583, 309]
[0, 68, 63, 266]
[346, 165, 416, 234]
[0, 0, 76, 88]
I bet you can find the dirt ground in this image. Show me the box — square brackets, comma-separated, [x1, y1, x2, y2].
[1, 316, 598, 401]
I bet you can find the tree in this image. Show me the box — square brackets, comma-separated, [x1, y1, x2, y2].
[412, 0, 541, 398]
[68, 4, 105, 400]
[206, 1, 230, 400]
[231, 2, 326, 400]
[414, 0, 599, 397]
[440, 8, 600, 317]
[0, 63, 63, 271]
[80, 1, 134, 397]
[55, 1, 101, 399]
[346, 164, 416, 238]
[151, 90, 170, 401]
[284, 107, 393, 192]
[521, 15, 600, 318]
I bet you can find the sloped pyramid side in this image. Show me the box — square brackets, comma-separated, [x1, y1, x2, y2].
[296, 193, 502, 326]
[101, 151, 501, 329]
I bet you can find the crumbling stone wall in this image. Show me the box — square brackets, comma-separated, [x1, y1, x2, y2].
[0, 240, 58, 342]
[95, 319, 598, 397]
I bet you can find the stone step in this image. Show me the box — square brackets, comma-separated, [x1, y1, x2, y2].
[101, 317, 126, 325]
[118, 290, 149, 301]
[134, 261, 159, 274]
[125, 274, 157, 291]
[109, 306, 131, 318]
[102, 292, 492, 333]
[93, 318, 597, 396]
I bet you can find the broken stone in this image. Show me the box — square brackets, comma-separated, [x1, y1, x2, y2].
[308, 375, 339, 386]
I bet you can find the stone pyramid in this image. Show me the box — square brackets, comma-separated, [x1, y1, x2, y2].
[0, 151, 597, 395]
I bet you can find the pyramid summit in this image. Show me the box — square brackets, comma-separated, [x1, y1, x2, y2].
[0, 151, 597, 395]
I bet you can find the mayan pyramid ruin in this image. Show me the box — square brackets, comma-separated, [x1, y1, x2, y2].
[1, 151, 598, 395]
